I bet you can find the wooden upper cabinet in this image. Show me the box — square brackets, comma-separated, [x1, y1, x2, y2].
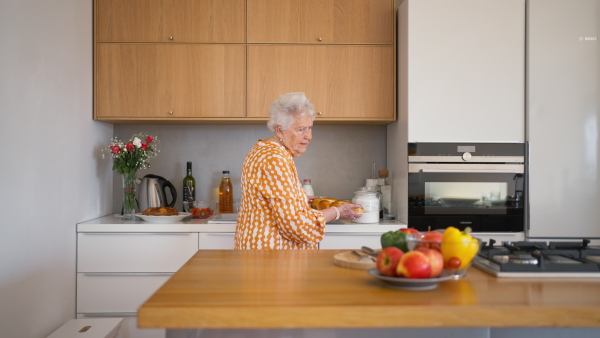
[95, 0, 245, 43]
[247, 0, 394, 44]
[247, 45, 395, 121]
[95, 44, 246, 118]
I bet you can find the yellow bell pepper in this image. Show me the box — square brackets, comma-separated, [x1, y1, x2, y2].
[441, 226, 480, 269]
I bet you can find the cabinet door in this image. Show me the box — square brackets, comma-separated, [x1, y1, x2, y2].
[248, 0, 332, 43]
[96, 0, 164, 42]
[247, 45, 395, 121]
[319, 233, 382, 249]
[78, 233, 198, 272]
[199, 233, 235, 249]
[95, 44, 166, 118]
[96, 0, 245, 43]
[403, 0, 525, 142]
[169, 44, 246, 118]
[95, 44, 246, 119]
[248, 0, 394, 44]
[77, 274, 171, 313]
[166, 0, 245, 43]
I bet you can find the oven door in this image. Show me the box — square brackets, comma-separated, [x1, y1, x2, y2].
[408, 163, 525, 232]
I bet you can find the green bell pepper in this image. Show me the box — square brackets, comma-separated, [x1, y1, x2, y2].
[380, 230, 409, 252]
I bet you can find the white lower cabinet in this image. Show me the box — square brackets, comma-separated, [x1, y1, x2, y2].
[77, 232, 199, 338]
[319, 233, 383, 249]
[77, 273, 172, 313]
[198, 232, 235, 249]
[76, 220, 399, 337]
[78, 233, 199, 272]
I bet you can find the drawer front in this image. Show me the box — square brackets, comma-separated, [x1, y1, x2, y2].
[319, 233, 382, 250]
[78, 233, 198, 272]
[77, 273, 171, 314]
[198, 233, 235, 249]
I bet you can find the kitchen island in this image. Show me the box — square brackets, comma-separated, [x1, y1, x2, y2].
[138, 250, 600, 337]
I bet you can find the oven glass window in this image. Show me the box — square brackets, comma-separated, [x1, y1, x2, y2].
[425, 182, 508, 209]
[408, 172, 524, 232]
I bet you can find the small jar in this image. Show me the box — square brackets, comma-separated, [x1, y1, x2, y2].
[352, 187, 380, 223]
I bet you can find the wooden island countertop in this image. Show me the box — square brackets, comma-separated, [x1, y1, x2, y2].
[138, 250, 600, 329]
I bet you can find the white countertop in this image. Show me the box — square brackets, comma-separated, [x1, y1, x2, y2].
[77, 214, 406, 233]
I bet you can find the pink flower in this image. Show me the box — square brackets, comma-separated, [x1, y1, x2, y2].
[141, 142, 148, 150]
[145, 135, 154, 144]
[125, 143, 134, 152]
[110, 145, 121, 154]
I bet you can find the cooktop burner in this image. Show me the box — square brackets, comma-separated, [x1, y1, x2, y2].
[473, 239, 600, 277]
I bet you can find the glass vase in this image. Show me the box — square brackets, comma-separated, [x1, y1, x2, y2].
[122, 171, 137, 219]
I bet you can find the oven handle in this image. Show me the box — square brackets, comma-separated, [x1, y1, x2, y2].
[409, 163, 524, 174]
[420, 169, 520, 174]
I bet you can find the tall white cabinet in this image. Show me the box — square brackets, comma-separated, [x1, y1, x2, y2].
[397, 0, 525, 143]
[388, 0, 526, 223]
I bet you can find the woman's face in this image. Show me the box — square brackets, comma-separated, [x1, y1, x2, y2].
[277, 115, 313, 157]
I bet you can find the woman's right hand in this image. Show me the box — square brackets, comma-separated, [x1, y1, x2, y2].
[336, 203, 363, 220]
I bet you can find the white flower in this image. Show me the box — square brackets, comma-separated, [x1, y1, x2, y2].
[133, 137, 142, 148]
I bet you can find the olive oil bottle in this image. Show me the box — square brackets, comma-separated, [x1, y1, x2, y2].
[219, 170, 233, 213]
[183, 161, 195, 211]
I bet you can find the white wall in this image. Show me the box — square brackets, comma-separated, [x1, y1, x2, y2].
[0, 1, 112, 337]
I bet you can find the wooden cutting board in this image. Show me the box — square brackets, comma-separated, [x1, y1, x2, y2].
[333, 251, 377, 270]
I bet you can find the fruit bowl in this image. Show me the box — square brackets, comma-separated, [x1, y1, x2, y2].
[405, 230, 482, 278]
[367, 268, 454, 290]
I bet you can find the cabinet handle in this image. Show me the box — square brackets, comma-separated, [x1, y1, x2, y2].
[169, 111, 173, 115]
[325, 233, 384, 236]
[318, 37, 323, 41]
[81, 233, 193, 236]
[80, 312, 137, 317]
[317, 112, 323, 115]
[169, 36, 174, 40]
[81, 272, 174, 276]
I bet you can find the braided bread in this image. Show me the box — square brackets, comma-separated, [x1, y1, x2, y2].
[311, 198, 360, 211]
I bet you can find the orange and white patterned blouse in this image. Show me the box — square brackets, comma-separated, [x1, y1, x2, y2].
[234, 139, 326, 250]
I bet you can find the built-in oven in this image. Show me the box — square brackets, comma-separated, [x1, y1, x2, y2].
[408, 143, 525, 233]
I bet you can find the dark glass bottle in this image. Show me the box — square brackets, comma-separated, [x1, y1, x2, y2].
[183, 162, 195, 211]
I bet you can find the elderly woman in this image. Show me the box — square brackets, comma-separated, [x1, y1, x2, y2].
[234, 92, 362, 250]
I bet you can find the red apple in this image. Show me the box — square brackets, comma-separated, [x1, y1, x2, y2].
[415, 247, 444, 278]
[417, 231, 443, 251]
[376, 247, 404, 277]
[396, 250, 432, 279]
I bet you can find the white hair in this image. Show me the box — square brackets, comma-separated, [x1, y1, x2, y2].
[266, 92, 315, 132]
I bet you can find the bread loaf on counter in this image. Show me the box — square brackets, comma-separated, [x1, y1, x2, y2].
[142, 207, 179, 216]
[311, 198, 363, 213]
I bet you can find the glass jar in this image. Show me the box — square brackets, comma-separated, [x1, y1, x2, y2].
[302, 179, 315, 196]
[352, 187, 380, 223]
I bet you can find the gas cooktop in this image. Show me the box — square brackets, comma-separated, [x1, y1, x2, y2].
[473, 239, 600, 277]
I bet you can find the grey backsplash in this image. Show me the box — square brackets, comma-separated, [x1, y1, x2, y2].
[112, 124, 387, 213]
